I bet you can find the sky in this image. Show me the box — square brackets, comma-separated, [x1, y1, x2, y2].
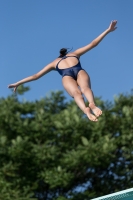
[1, 0, 133, 103]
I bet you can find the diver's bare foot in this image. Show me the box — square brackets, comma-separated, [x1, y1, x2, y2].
[84, 107, 98, 122]
[89, 102, 102, 117]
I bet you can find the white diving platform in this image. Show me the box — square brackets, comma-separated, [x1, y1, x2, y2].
[91, 188, 133, 200]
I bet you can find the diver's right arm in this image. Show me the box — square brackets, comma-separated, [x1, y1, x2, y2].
[8, 62, 55, 92]
[74, 20, 117, 57]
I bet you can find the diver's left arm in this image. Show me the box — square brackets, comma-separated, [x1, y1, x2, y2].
[74, 20, 117, 56]
[8, 62, 55, 92]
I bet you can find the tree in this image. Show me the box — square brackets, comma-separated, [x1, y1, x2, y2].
[0, 86, 133, 200]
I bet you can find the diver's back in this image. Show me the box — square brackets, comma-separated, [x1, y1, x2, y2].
[56, 54, 79, 70]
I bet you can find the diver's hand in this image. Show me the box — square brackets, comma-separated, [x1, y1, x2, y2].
[108, 20, 117, 32]
[8, 83, 19, 93]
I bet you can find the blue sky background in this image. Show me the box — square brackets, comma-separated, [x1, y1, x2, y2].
[1, 0, 133, 103]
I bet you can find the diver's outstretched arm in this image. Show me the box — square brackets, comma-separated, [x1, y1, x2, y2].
[74, 20, 117, 57]
[8, 62, 54, 92]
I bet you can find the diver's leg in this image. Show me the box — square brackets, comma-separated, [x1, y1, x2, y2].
[77, 70, 102, 117]
[62, 76, 98, 121]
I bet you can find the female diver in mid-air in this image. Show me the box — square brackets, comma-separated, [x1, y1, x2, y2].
[8, 20, 117, 122]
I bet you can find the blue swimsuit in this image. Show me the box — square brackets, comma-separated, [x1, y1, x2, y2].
[56, 55, 84, 80]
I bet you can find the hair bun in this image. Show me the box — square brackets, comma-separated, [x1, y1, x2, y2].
[60, 48, 67, 56]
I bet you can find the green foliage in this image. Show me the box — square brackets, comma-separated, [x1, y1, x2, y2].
[16, 85, 30, 95]
[0, 88, 133, 199]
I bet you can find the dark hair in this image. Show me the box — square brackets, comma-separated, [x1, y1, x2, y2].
[59, 47, 73, 57]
